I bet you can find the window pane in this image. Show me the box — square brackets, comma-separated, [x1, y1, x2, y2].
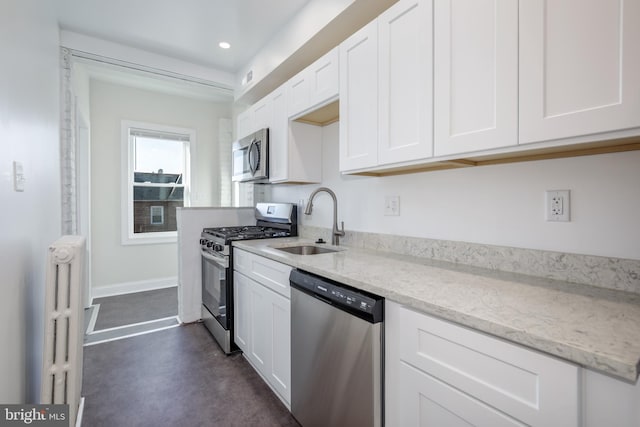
[134, 172, 183, 184]
[129, 131, 189, 236]
[134, 136, 184, 174]
[133, 185, 183, 233]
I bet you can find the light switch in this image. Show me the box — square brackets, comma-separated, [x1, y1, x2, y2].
[384, 196, 400, 216]
[13, 161, 25, 192]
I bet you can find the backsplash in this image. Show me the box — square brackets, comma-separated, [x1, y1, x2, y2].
[300, 225, 640, 295]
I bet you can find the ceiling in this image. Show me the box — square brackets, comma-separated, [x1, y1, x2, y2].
[55, 0, 313, 74]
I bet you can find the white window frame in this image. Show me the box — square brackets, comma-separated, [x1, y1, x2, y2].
[121, 120, 195, 245]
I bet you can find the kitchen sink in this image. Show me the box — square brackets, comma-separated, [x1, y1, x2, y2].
[273, 245, 340, 255]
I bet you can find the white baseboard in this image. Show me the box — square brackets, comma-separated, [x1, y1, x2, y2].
[91, 277, 177, 300]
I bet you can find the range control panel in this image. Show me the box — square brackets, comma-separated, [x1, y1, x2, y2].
[290, 269, 384, 323]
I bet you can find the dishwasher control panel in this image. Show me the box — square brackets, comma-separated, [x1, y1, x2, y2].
[290, 269, 384, 323]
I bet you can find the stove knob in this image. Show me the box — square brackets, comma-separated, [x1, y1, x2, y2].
[206, 241, 213, 248]
[199, 239, 205, 245]
[214, 244, 224, 252]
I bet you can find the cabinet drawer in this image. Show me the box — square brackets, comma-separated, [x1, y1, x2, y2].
[388, 302, 579, 426]
[233, 248, 292, 298]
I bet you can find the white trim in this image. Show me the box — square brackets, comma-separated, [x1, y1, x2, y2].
[85, 304, 100, 334]
[77, 120, 92, 308]
[83, 322, 181, 347]
[75, 397, 85, 427]
[91, 277, 177, 300]
[60, 30, 235, 89]
[85, 315, 179, 335]
[120, 120, 196, 246]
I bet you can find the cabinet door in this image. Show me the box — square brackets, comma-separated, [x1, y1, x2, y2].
[582, 368, 640, 427]
[248, 280, 270, 373]
[268, 85, 288, 183]
[378, 0, 433, 165]
[288, 48, 339, 119]
[233, 272, 250, 352]
[397, 361, 525, 426]
[339, 20, 379, 171]
[434, 0, 518, 156]
[386, 301, 579, 426]
[268, 290, 291, 404]
[287, 69, 310, 118]
[236, 109, 252, 139]
[251, 97, 271, 132]
[520, 0, 640, 144]
[308, 47, 339, 108]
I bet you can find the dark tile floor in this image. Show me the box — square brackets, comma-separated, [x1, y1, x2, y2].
[92, 287, 178, 330]
[82, 323, 300, 427]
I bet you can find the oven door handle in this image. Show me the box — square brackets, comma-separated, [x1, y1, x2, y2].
[201, 250, 229, 269]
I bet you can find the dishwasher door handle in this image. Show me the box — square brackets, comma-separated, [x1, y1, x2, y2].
[311, 292, 333, 306]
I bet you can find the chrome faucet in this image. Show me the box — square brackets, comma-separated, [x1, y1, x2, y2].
[304, 187, 345, 246]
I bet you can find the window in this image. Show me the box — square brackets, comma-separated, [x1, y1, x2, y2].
[150, 206, 164, 225]
[121, 121, 194, 244]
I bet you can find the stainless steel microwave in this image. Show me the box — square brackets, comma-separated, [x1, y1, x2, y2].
[232, 128, 269, 182]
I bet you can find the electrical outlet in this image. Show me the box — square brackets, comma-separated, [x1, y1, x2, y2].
[545, 190, 570, 222]
[13, 161, 25, 192]
[384, 196, 400, 216]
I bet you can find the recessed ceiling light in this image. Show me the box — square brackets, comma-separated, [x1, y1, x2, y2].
[219, 42, 231, 49]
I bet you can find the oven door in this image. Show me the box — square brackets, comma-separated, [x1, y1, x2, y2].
[201, 250, 231, 330]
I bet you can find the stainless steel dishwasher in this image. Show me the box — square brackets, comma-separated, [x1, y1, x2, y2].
[290, 269, 384, 427]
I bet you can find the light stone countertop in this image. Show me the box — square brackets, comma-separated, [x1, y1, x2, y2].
[233, 237, 640, 383]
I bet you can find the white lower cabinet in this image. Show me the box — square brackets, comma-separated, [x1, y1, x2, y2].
[233, 249, 292, 407]
[581, 368, 640, 427]
[385, 301, 580, 426]
[233, 271, 251, 351]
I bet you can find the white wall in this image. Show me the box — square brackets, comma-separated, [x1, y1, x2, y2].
[271, 122, 640, 260]
[236, 0, 353, 96]
[90, 79, 231, 290]
[0, 0, 61, 403]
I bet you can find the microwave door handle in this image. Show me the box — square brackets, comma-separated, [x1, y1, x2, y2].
[248, 139, 258, 175]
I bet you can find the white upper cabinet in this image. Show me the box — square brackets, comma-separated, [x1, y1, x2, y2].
[251, 97, 271, 132]
[519, 0, 640, 144]
[340, 0, 432, 172]
[339, 20, 379, 171]
[287, 47, 339, 118]
[242, 83, 322, 184]
[236, 109, 253, 140]
[287, 70, 309, 118]
[266, 85, 288, 183]
[271, 84, 322, 184]
[434, 0, 518, 156]
[236, 97, 271, 140]
[308, 47, 339, 110]
[378, 0, 433, 164]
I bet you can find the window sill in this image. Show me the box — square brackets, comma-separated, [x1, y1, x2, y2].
[121, 232, 178, 246]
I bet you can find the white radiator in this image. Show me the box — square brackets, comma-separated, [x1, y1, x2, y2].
[41, 235, 86, 427]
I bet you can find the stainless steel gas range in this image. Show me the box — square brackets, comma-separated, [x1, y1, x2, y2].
[199, 202, 297, 353]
